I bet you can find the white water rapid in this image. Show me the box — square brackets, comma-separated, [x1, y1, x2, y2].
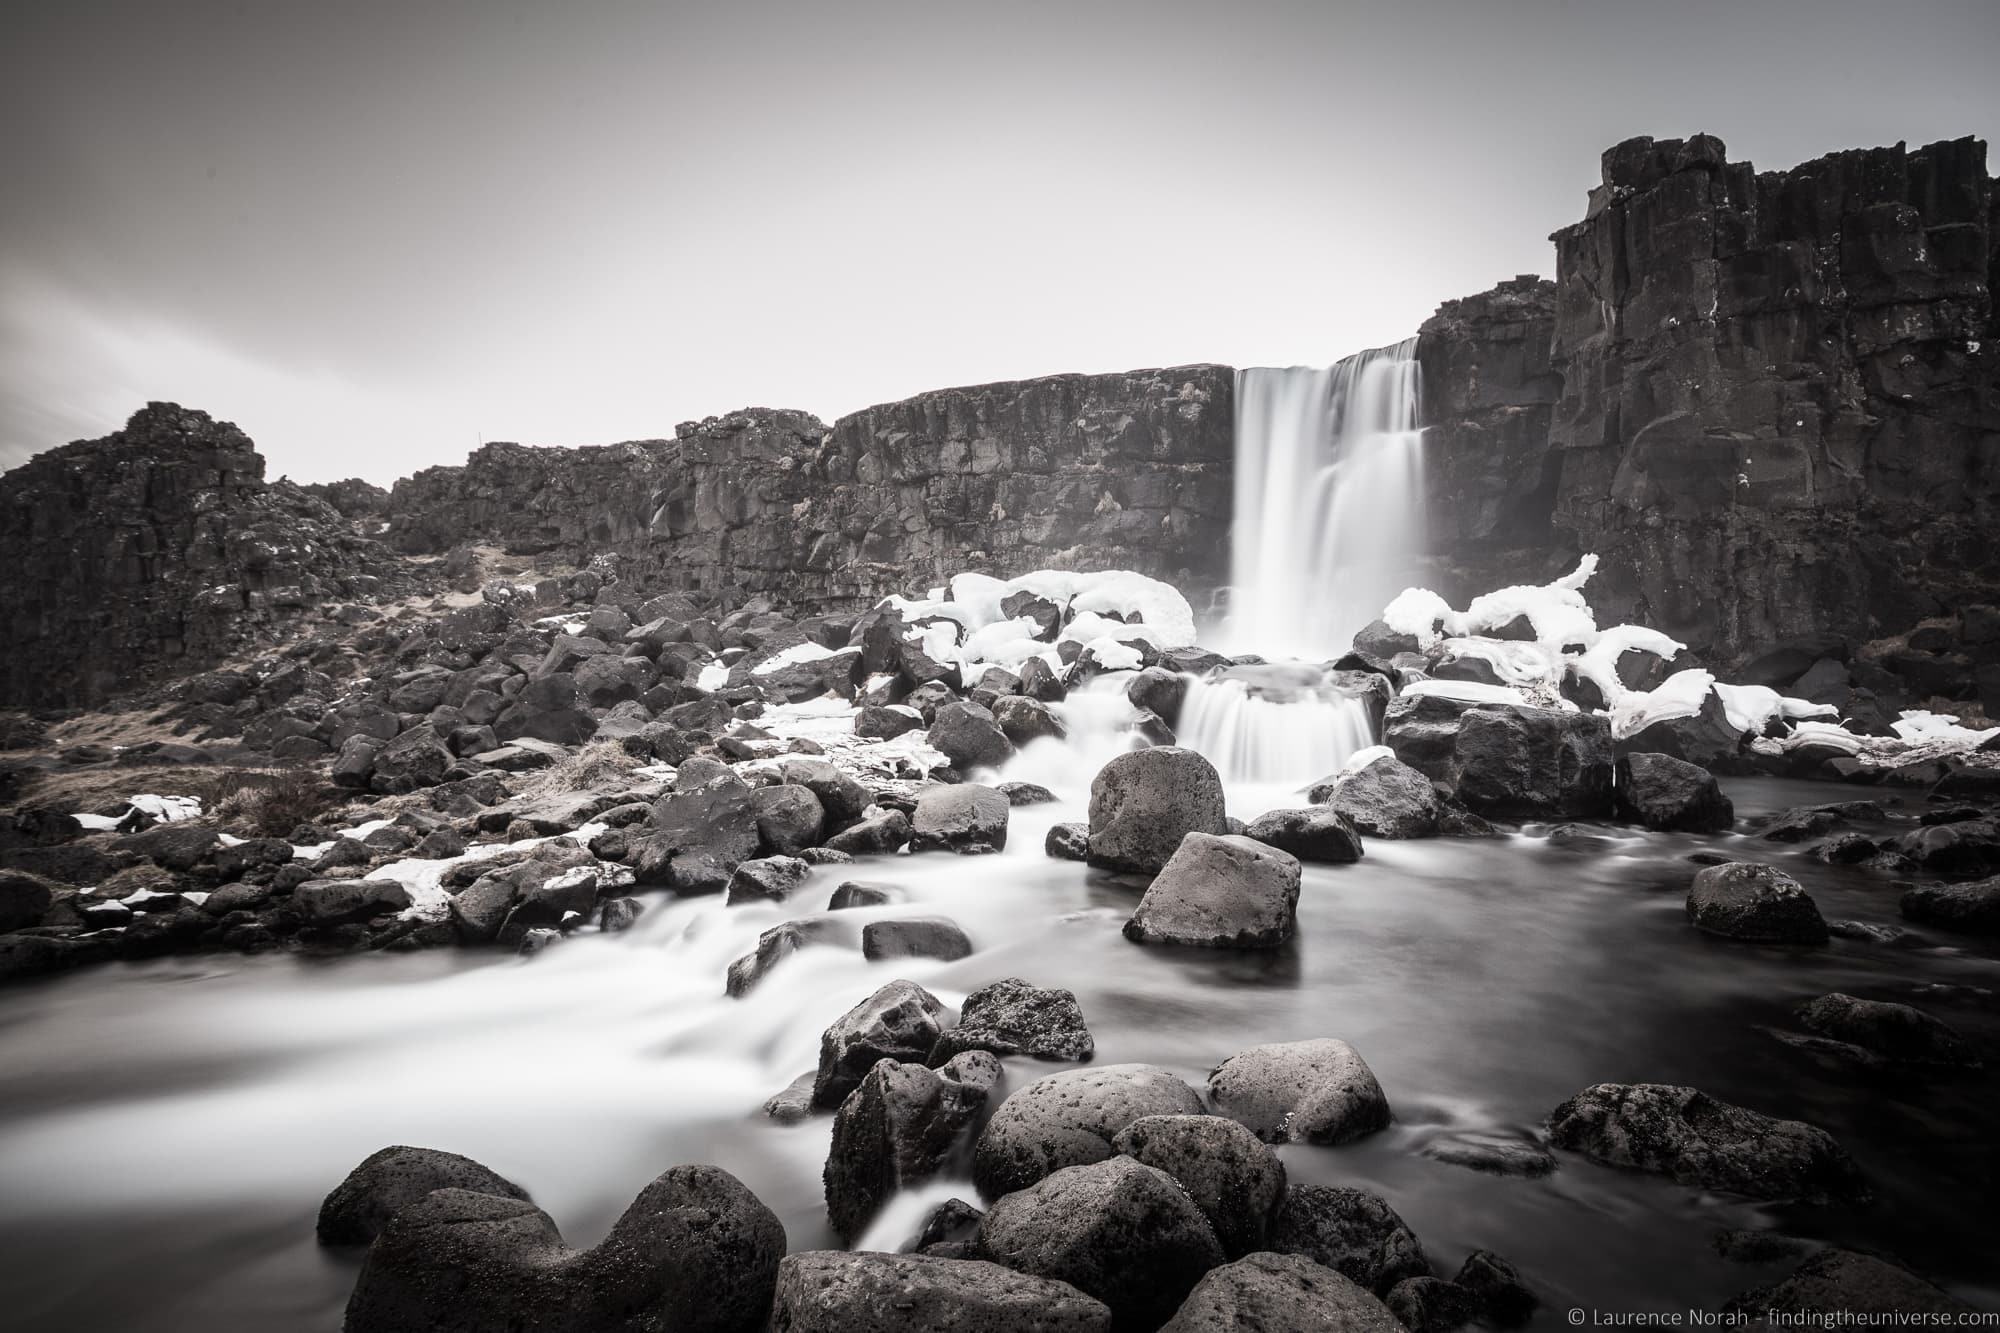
[1228, 339, 1425, 662]
[1175, 665, 1375, 787]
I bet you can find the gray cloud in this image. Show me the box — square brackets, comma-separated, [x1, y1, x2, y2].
[4, 0, 1996, 482]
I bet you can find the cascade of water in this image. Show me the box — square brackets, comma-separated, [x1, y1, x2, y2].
[1228, 339, 1424, 661]
[1175, 665, 1376, 787]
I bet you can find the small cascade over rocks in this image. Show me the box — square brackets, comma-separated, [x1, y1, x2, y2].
[1228, 340, 1425, 662]
[1177, 664, 1378, 786]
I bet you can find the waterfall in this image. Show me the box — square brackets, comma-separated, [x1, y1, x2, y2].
[1176, 665, 1377, 787]
[1228, 339, 1424, 661]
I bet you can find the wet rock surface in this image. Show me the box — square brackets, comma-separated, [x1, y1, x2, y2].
[1687, 862, 1830, 945]
[1161, 1252, 1405, 1333]
[1267, 1184, 1430, 1294]
[770, 1251, 1113, 1332]
[1124, 833, 1302, 950]
[343, 1163, 785, 1333]
[976, 1156, 1225, 1330]
[1087, 747, 1229, 874]
[973, 1063, 1206, 1198]
[1208, 1038, 1392, 1145]
[930, 977, 1095, 1063]
[1547, 1082, 1866, 1202]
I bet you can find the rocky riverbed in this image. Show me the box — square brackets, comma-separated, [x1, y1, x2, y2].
[3, 515, 1999, 1330]
[1, 772, 1996, 1331]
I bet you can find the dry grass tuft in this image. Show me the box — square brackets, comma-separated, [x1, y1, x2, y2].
[518, 739, 645, 799]
[207, 768, 339, 837]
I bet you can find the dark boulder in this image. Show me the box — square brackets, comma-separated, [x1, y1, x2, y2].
[862, 917, 973, 963]
[769, 1252, 1111, 1332]
[1546, 1082, 1865, 1202]
[1723, 1248, 1973, 1319]
[725, 920, 833, 997]
[492, 673, 598, 746]
[1309, 753, 1445, 838]
[1113, 1114, 1286, 1258]
[824, 1051, 1002, 1242]
[0, 872, 53, 932]
[1796, 993, 1977, 1066]
[635, 780, 762, 894]
[828, 881, 895, 910]
[293, 878, 413, 925]
[1453, 1250, 1537, 1327]
[931, 977, 1095, 1063]
[1162, 1253, 1404, 1333]
[1124, 833, 1301, 950]
[929, 702, 1015, 773]
[747, 784, 826, 856]
[1899, 876, 2000, 934]
[973, 1063, 1205, 1198]
[1126, 667, 1189, 726]
[1687, 862, 1829, 945]
[342, 1165, 785, 1333]
[1613, 752, 1734, 832]
[316, 1145, 530, 1246]
[993, 696, 1068, 747]
[976, 1156, 1224, 1331]
[1385, 1276, 1480, 1333]
[1208, 1038, 1391, 1145]
[1087, 746, 1229, 874]
[814, 980, 945, 1109]
[823, 809, 912, 856]
[723, 855, 812, 906]
[1243, 806, 1364, 863]
[1269, 1184, 1430, 1295]
[910, 784, 1010, 855]
[1045, 821, 1089, 861]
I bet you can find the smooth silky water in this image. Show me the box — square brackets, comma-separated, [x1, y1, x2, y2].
[2, 759, 1997, 1329]
[1228, 343, 1425, 659]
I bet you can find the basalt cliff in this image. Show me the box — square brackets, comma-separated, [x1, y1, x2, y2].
[1420, 134, 1999, 673]
[1, 134, 1995, 712]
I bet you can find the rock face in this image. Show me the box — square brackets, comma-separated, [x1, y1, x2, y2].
[769, 1252, 1113, 1332]
[1384, 696, 1614, 819]
[1161, 1253, 1405, 1333]
[1087, 747, 1230, 875]
[1614, 752, 1735, 832]
[1111, 1114, 1287, 1259]
[1123, 833, 1302, 950]
[1796, 993, 1976, 1066]
[976, 1156, 1225, 1330]
[1547, 1082, 1866, 1202]
[1723, 1248, 1973, 1319]
[1311, 754, 1446, 838]
[0, 404, 396, 707]
[825, 1052, 1002, 1242]
[1417, 276, 1568, 596]
[931, 977, 1096, 1064]
[1268, 1184, 1430, 1295]
[386, 368, 1235, 609]
[1208, 1039, 1391, 1146]
[1687, 862, 1829, 945]
[343, 1164, 785, 1333]
[814, 980, 946, 1109]
[973, 1063, 1206, 1198]
[1419, 135, 2000, 669]
[316, 1145, 532, 1246]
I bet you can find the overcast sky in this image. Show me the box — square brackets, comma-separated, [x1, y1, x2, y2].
[3, 0, 1995, 483]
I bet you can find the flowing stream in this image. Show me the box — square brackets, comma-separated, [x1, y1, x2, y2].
[1, 753, 1997, 1329]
